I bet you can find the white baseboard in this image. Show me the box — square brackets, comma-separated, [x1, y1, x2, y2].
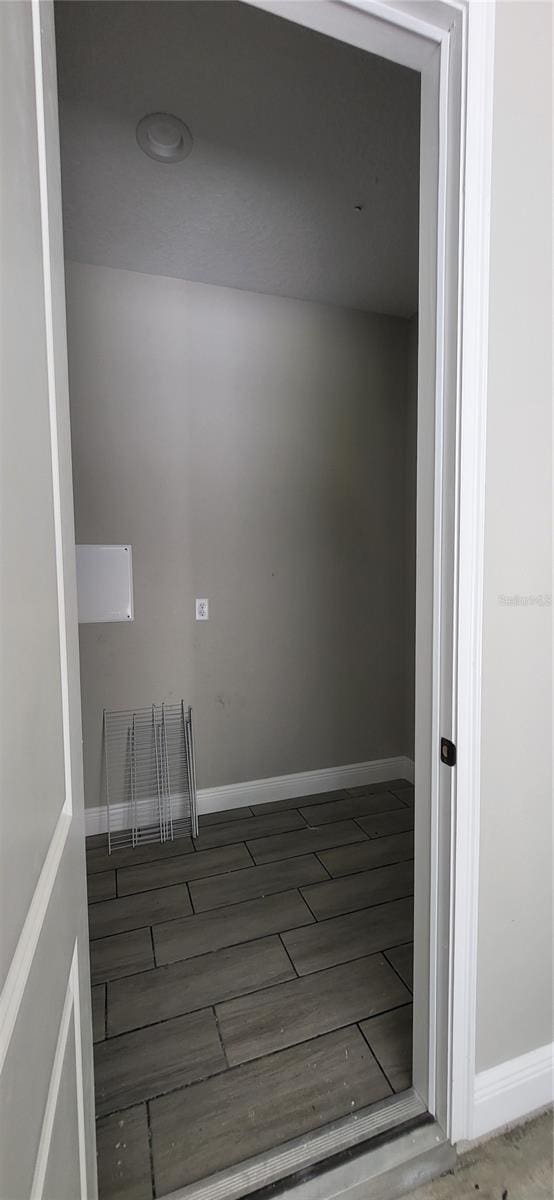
[84, 754, 414, 836]
[472, 1042, 554, 1139]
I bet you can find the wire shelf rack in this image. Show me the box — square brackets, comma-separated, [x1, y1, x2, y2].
[103, 701, 198, 852]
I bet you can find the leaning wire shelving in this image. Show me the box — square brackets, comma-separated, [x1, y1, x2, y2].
[103, 701, 198, 852]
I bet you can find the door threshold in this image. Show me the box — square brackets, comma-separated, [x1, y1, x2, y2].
[162, 1089, 453, 1200]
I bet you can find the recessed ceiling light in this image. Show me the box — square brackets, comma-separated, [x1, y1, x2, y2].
[136, 113, 193, 163]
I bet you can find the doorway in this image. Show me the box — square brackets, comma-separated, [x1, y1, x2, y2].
[55, 2, 448, 1196]
[35, 0, 462, 1195]
[1, 0, 500, 1194]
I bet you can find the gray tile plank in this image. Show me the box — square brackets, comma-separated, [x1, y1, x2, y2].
[189, 854, 328, 913]
[198, 806, 253, 827]
[89, 884, 192, 940]
[96, 1104, 151, 1200]
[117, 842, 251, 897]
[86, 833, 109, 849]
[154, 889, 314, 966]
[150, 1025, 391, 1193]
[107, 935, 294, 1036]
[346, 779, 412, 797]
[360, 1003, 413, 1092]
[385, 942, 414, 991]
[87, 834, 193, 875]
[216, 953, 410, 1066]
[193, 809, 306, 852]
[282, 897, 414, 975]
[92, 985, 106, 1043]
[249, 790, 347, 816]
[91, 928, 154, 985]
[390, 786, 414, 807]
[302, 859, 414, 920]
[300, 792, 405, 826]
[88, 870, 117, 904]
[247, 819, 367, 865]
[356, 808, 414, 838]
[94, 1009, 225, 1116]
[318, 831, 414, 878]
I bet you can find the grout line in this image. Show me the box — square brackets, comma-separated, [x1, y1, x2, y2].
[97, 916, 313, 1005]
[91, 923, 158, 946]
[101, 944, 415, 1044]
[350, 818, 373, 839]
[90, 915, 184, 940]
[243, 828, 370, 867]
[301, 808, 407, 833]
[212, 1004, 230, 1070]
[88, 884, 318, 941]
[85, 793, 413, 856]
[311, 851, 415, 884]
[193, 814, 310, 854]
[110, 856, 258, 900]
[154, 913, 316, 972]
[90, 897, 415, 989]
[197, 807, 254, 830]
[189, 877, 324, 917]
[87, 839, 194, 876]
[86, 836, 212, 878]
[313, 852, 333, 879]
[146, 1099, 156, 1199]
[242, 840, 257, 867]
[277, 933, 299, 979]
[94, 1008, 412, 1121]
[90, 884, 415, 949]
[92, 961, 162, 989]
[382, 947, 413, 995]
[88, 826, 413, 904]
[357, 1021, 398, 1094]
[297, 888, 415, 926]
[87, 871, 190, 906]
[298, 889, 319, 923]
[95, 1053, 231, 1122]
[356, 822, 415, 841]
[306, 853, 414, 886]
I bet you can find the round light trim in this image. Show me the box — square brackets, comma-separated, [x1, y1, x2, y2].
[136, 113, 193, 163]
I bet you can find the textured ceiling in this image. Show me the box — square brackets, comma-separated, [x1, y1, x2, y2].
[55, 1, 420, 316]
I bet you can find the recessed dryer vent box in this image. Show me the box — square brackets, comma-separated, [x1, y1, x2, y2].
[76, 545, 134, 623]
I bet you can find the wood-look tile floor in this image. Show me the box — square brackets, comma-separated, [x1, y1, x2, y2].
[87, 780, 415, 1200]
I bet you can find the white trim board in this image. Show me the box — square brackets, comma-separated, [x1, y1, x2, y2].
[84, 755, 414, 836]
[471, 1043, 554, 1141]
[449, 0, 496, 1145]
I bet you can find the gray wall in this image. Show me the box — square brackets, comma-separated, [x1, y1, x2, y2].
[65, 262, 416, 806]
[476, 0, 552, 1072]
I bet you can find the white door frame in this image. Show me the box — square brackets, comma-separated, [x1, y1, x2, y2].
[14, 2, 494, 1191]
[247, 0, 495, 1146]
[0, 1, 492, 1195]
[0, 2, 96, 1196]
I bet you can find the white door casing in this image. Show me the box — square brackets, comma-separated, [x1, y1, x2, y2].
[0, 3, 96, 1197]
[0, 4, 496, 1194]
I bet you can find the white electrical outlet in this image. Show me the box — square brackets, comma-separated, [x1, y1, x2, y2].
[196, 598, 209, 621]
